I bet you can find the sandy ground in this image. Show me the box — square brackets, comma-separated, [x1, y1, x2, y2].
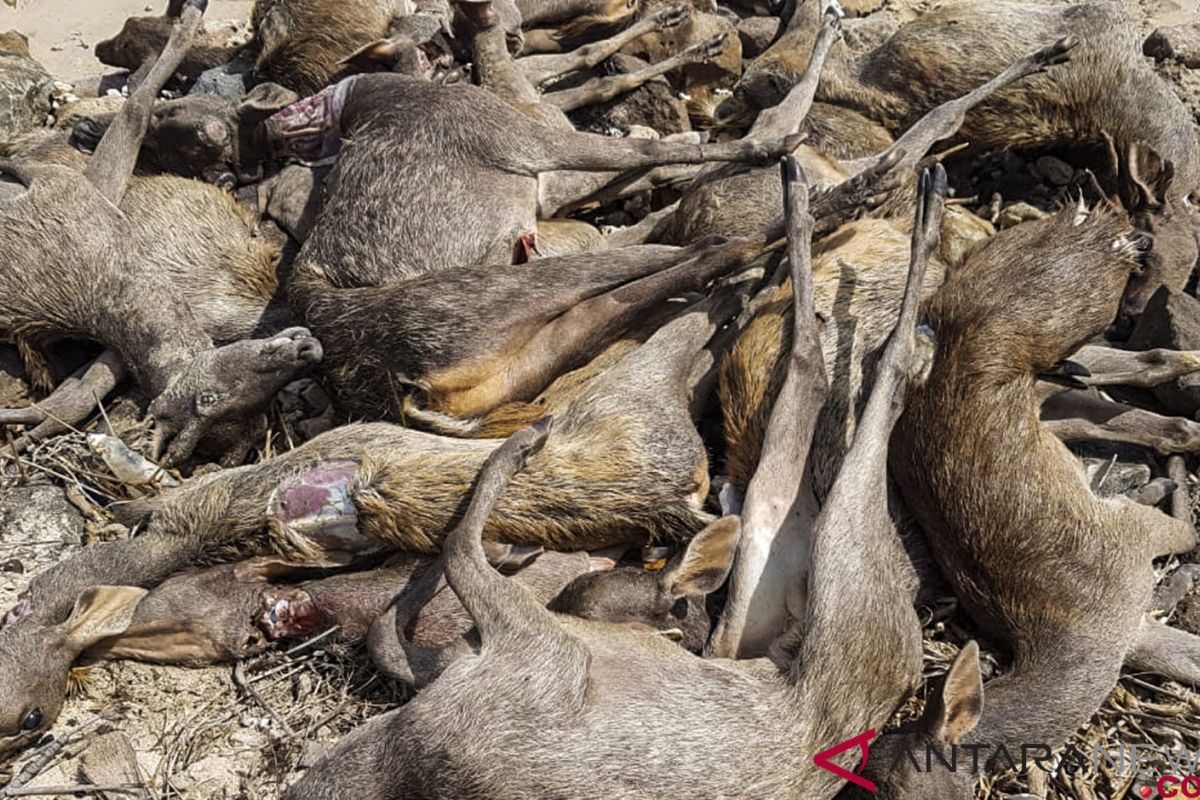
[0, 0, 254, 81]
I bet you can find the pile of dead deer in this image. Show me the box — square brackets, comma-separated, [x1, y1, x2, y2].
[0, 0, 1197, 795]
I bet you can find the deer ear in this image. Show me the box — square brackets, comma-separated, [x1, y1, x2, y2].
[56, 586, 148, 655]
[660, 516, 741, 598]
[1118, 141, 1174, 212]
[339, 37, 411, 68]
[927, 640, 984, 745]
[236, 83, 300, 126]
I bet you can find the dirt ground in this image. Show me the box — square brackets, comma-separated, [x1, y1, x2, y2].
[1, 0, 253, 80]
[0, 0, 1199, 799]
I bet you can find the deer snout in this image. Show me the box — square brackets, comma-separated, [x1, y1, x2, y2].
[260, 328, 324, 369]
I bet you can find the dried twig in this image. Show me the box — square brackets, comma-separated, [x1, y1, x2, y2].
[3, 783, 143, 797]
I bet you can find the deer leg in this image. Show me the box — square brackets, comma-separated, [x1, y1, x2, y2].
[0, 349, 126, 452]
[845, 37, 1076, 176]
[1125, 617, 1200, 686]
[521, 6, 686, 87]
[708, 158, 829, 659]
[442, 420, 591, 680]
[537, 131, 701, 216]
[544, 33, 728, 112]
[510, 125, 802, 175]
[809, 149, 902, 235]
[427, 229, 778, 417]
[459, 0, 543, 111]
[1042, 388, 1200, 453]
[1067, 345, 1200, 388]
[790, 171, 944, 717]
[548, 162, 702, 217]
[83, 0, 207, 204]
[747, 5, 841, 141]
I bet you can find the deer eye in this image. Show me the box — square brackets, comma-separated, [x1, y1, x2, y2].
[197, 393, 218, 408]
[20, 708, 42, 731]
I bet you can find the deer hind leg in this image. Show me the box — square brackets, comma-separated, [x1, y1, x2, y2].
[0, 349, 126, 453]
[709, 159, 830, 659]
[422, 233, 771, 418]
[83, 0, 208, 204]
[789, 167, 945, 724]
[545, 33, 728, 112]
[1126, 616, 1200, 686]
[521, 6, 686, 87]
[845, 36, 1076, 175]
[458, 0, 544, 111]
[1065, 344, 1200, 388]
[745, 5, 842, 141]
[1041, 388, 1200, 453]
[515, 123, 800, 174]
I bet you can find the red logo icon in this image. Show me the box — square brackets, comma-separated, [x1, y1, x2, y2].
[814, 729, 878, 792]
[1143, 787, 1157, 798]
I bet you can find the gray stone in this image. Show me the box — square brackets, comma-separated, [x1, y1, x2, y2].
[1129, 287, 1200, 418]
[189, 54, 254, 101]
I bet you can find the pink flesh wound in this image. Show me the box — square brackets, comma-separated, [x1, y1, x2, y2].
[257, 588, 328, 640]
[266, 78, 353, 162]
[269, 461, 373, 553]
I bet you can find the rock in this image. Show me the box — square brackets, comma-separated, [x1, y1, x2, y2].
[0, 485, 85, 549]
[736, 16, 779, 59]
[179, 753, 243, 797]
[1033, 155, 1074, 186]
[1128, 287, 1200, 417]
[0, 48, 53, 141]
[189, 54, 254, 101]
[1145, 24, 1200, 69]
